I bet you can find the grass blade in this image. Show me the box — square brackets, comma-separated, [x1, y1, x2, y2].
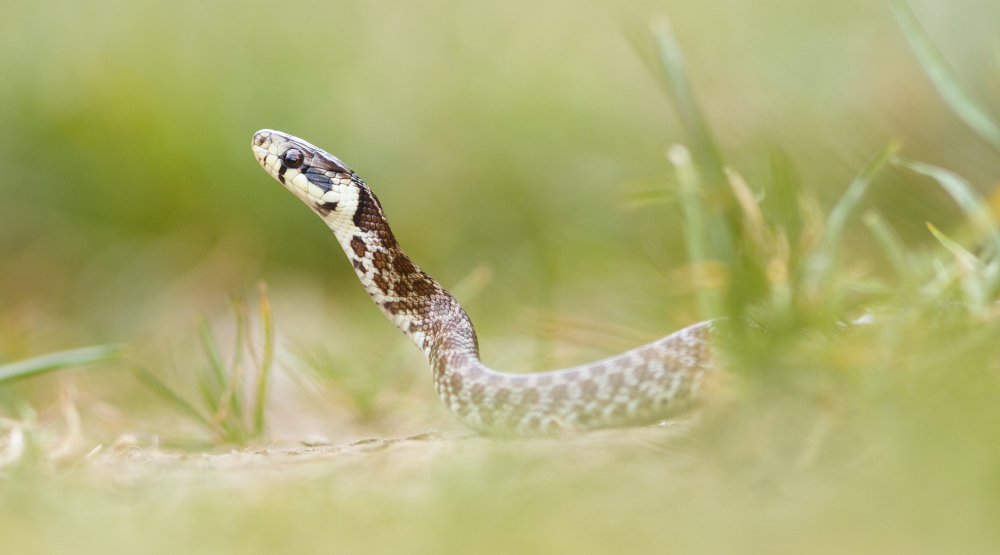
[726, 167, 768, 251]
[669, 144, 723, 319]
[650, 15, 725, 181]
[197, 373, 220, 414]
[927, 223, 989, 311]
[198, 317, 228, 396]
[863, 210, 909, 277]
[891, 0, 1000, 155]
[131, 365, 212, 428]
[892, 156, 1000, 257]
[227, 296, 247, 423]
[926, 223, 982, 272]
[649, 15, 738, 277]
[764, 149, 805, 255]
[806, 141, 901, 288]
[0, 345, 124, 385]
[253, 281, 274, 437]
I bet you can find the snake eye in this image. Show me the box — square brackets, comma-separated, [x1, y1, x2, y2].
[282, 149, 304, 169]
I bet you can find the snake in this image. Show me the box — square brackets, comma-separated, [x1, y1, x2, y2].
[252, 129, 718, 436]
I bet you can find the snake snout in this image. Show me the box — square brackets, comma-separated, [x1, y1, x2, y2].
[252, 130, 272, 149]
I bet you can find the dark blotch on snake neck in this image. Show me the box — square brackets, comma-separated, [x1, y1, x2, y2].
[353, 187, 378, 231]
[350, 235, 367, 258]
[317, 201, 339, 215]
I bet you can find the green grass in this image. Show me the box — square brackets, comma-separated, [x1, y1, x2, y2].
[891, 0, 1000, 155]
[130, 283, 275, 446]
[2, 0, 1000, 553]
[0, 345, 123, 386]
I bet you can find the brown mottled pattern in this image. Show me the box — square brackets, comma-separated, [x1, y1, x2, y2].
[252, 129, 719, 436]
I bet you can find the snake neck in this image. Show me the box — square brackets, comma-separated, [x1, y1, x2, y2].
[320, 172, 714, 437]
[327, 182, 715, 437]
[324, 177, 482, 375]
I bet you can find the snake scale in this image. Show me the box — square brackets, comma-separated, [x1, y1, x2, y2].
[252, 130, 718, 436]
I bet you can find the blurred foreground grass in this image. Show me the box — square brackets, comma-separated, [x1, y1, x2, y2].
[3, 0, 1000, 553]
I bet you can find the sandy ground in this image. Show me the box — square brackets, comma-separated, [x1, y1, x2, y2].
[79, 420, 698, 490]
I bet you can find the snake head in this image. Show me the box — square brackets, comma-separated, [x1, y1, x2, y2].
[252, 129, 355, 218]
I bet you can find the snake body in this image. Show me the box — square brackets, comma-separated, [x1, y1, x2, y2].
[252, 130, 718, 436]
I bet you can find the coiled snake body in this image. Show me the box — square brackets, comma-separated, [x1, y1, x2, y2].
[252, 130, 718, 436]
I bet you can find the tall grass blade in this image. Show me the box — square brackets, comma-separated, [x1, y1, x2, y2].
[725, 167, 768, 251]
[253, 281, 274, 437]
[650, 15, 725, 181]
[650, 15, 737, 276]
[806, 141, 900, 289]
[863, 210, 909, 277]
[891, 0, 1000, 155]
[197, 376, 220, 415]
[197, 317, 228, 396]
[892, 156, 1000, 257]
[669, 144, 722, 319]
[0, 344, 124, 385]
[131, 366, 212, 428]
[227, 296, 247, 422]
[764, 149, 805, 254]
[927, 223, 989, 311]
[926, 223, 983, 272]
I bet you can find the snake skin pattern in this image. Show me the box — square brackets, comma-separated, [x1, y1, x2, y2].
[252, 129, 718, 436]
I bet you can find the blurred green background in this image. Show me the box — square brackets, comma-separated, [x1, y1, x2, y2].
[2, 0, 1000, 553]
[2, 0, 997, 348]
